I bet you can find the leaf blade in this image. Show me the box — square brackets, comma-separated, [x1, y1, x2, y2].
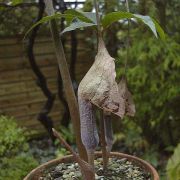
[133, 14, 158, 38]
[102, 11, 133, 28]
[65, 9, 96, 24]
[102, 11, 165, 39]
[11, 0, 23, 5]
[24, 13, 64, 39]
[61, 18, 96, 34]
[152, 18, 166, 40]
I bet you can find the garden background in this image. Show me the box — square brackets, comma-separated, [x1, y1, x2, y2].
[0, 0, 179, 179]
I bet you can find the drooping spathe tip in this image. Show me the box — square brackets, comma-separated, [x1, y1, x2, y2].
[52, 128, 55, 133]
[52, 128, 57, 136]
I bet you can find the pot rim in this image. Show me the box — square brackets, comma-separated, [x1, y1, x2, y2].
[24, 151, 159, 180]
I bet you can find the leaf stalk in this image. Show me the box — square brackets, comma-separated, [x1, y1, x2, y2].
[93, 0, 103, 40]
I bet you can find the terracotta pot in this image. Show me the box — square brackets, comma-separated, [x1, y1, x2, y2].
[24, 152, 159, 180]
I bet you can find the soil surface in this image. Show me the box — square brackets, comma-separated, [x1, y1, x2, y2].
[29, 137, 56, 164]
[40, 157, 151, 180]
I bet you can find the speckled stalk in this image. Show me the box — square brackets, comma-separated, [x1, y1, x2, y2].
[104, 114, 113, 152]
[104, 113, 114, 165]
[78, 96, 99, 167]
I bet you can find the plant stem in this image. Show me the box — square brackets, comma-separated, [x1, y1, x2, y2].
[43, 0, 88, 160]
[100, 110, 108, 170]
[49, 19, 87, 161]
[124, 0, 130, 75]
[94, 0, 108, 170]
[93, 0, 103, 40]
[125, 0, 130, 12]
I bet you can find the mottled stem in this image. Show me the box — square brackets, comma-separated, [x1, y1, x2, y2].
[104, 112, 113, 162]
[124, 0, 130, 74]
[100, 111, 114, 170]
[93, 0, 102, 40]
[100, 110, 108, 170]
[78, 96, 99, 168]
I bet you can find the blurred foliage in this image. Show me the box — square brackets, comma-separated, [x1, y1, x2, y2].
[117, 35, 180, 147]
[0, 1, 48, 37]
[55, 147, 69, 158]
[0, 154, 38, 180]
[0, 116, 28, 157]
[54, 125, 75, 158]
[0, 116, 38, 180]
[58, 124, 75, 144]
[101, 0, 180, 179]
[11, 0, 23, 5]
[117, 120, 145, 152]
[166, 143, 180, 180]
[116, 0, 180, 145]
[83, 0, 93, 11]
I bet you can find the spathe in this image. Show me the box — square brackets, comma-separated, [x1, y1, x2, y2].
[78, 38, 135, 169]
[78, 38, 125, 118]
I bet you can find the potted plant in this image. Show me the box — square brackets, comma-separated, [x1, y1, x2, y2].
[24, 0, 165, 179]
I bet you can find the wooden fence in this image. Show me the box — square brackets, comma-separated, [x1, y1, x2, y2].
[0, 35, 94, 136]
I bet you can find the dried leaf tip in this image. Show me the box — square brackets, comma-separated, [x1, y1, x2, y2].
[118, 76, 136, 117]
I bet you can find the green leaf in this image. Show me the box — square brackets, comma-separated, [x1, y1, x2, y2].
[61, 18, 96, 34]
[11, 0, 23, 5]
[65, 9, 97, 24]
[152, 18, 166, 40]
[65, 10, 91, 24]
[133, 14, 158, 38]
[24, 13, 64, 39]
[80, 12, 97, 24]
[102, 12, 133, 28]
[166, 143, 180, 180]
[24, 10, 97, 39]
[102, 11, 165, 39]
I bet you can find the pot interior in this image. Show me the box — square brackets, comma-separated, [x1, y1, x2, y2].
[24, 152, 159, 180]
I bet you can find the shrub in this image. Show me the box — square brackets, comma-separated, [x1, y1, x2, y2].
[117, 36, 180, 147]
[0, 154, 38, 180]
[0, 116, 28, 157]
[0, 116, 38, 180]
[166, 143, 180, 180]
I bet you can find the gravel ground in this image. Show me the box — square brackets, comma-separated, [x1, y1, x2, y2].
[29, 137, 56, 164]
[40, 157, 151, 180]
